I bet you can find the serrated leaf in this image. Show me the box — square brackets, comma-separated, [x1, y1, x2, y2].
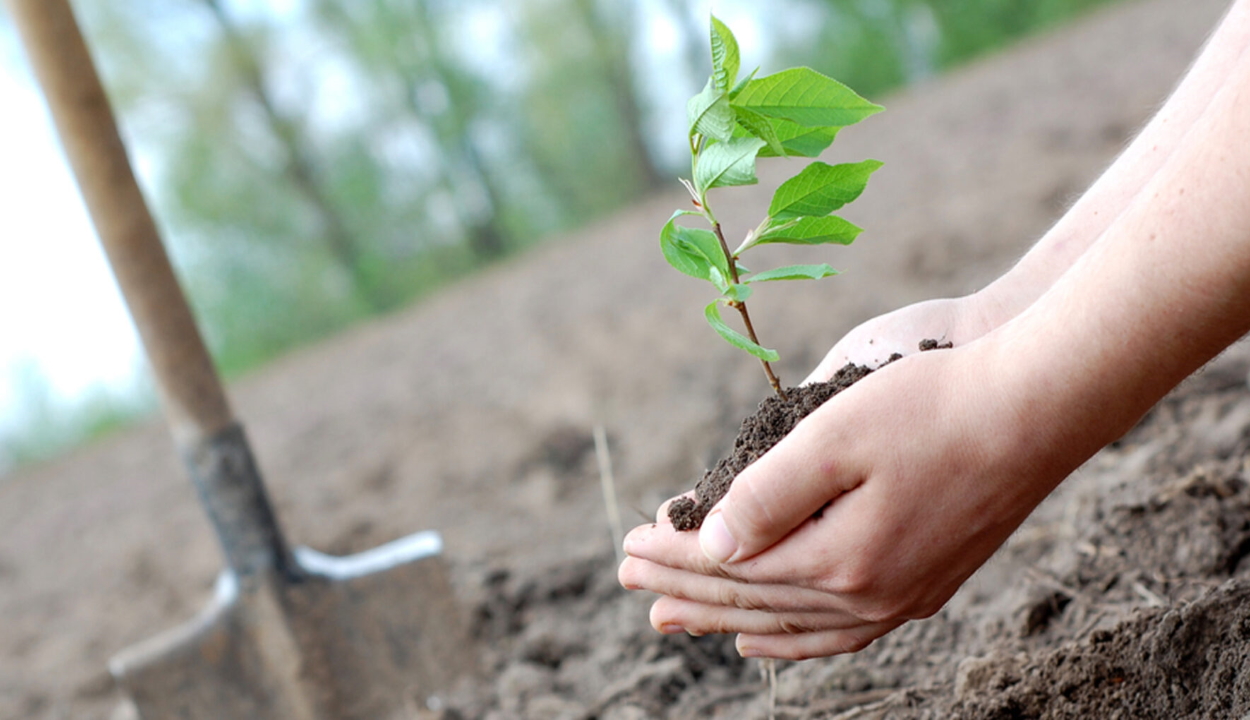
[705, 301, 779, 361]
[734, 106, 785, 157]
[710, 15, 740, 94]
[723, 282, 752, 302]
[768, 160, 883, 220]
[660, 212, 729, 281]
[729, 67, 758, 100]
[708, 265, 730, 293]
[687, 79, 736, 143]
[733, 67, 883, 128]
[754, 215, 863, 246]
[746, 264, 839, 283]
[760, 121, 839, 158]
[695, 136, 766, 193]
[732, 117, 839, 158]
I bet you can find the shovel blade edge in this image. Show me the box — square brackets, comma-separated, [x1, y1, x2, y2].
[110, 540, 474, 720]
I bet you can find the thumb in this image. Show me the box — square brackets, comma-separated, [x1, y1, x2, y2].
[699, 412, 858, 564]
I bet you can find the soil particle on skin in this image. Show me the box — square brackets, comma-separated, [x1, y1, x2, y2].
[669, 340, 947, 531]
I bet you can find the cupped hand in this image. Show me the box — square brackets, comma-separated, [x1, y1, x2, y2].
[803, 293, 1005, 383]
[619, 337, 1080, 660]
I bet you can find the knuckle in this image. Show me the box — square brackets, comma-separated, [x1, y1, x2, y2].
[616, 559, 640, 589]
[908, 595, 946, 620]
[822, 561, 875, 597]
[777, 617, 818, 635]
[857, 599, 904, 624]
[841, 633, 876, 655]
[715, 583, 764, 611]
[728, 480, 779, 541]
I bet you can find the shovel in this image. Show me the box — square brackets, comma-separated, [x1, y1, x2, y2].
[7, 1, 475, 716]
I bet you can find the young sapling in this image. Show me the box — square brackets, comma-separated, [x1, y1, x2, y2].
[661, 16, 885, 532]
[661, 15, 884, 400]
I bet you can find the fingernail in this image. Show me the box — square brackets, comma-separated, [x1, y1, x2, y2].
[660, 623, 686, 635]
[700, 511, 738, 564]
[622, 527, 648, 556]
[738, 645, 763, 658]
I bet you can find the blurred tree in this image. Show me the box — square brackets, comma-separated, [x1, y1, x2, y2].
[569, 0, 665, 190]
[799, 0, 1122, 95]
[926, 0, 1121, 68]
[198, 0, 383, 309]
[310, 0, 511, 262]
[658, 0, 709, 88]
[510, 0, 662, 225]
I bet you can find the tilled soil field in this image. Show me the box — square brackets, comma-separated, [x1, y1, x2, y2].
[1, 1, 1243, 717]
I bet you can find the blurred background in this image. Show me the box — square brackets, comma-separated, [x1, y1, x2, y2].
[0, 0, 1123, 474]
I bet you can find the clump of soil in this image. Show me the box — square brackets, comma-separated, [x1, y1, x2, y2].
[669, 340, 950, 531]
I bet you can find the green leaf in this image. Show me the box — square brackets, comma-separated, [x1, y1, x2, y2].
[760, 121, 839, 158]
[723, 282, 752, 302]
[733, 67, 883, 128]
[729, 67, 757, 100]
[709, 15, 740, 94]
[695, 136, 766, 193]
[754, 215, 863, 246]
[768, 160, 883, 220]
[732, 117, 840, 158]
[734, 106, 785, 157]
[705, 301, 779, 361]
[746, 264, 839, 283]
[687, 79, 735, 143]
[660, 212, 729, 281]
[708, 265, 730, 293]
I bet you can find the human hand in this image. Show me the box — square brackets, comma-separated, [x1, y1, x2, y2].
[619, 339, 1081, 659]
[804, 294, 1005, 382]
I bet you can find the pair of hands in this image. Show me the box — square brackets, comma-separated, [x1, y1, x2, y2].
[617, 296, 1069, 660]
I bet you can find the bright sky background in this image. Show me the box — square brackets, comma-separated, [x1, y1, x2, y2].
[0, 43, 144, 433]
[0, 0, 780, 447]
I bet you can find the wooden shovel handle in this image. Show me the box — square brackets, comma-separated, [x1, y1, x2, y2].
[6, 0, 233, 445]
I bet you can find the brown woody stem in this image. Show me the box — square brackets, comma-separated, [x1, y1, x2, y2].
[713, 222, 787, 400]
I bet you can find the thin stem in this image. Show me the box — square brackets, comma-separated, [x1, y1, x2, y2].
[713, 222, 787, 400]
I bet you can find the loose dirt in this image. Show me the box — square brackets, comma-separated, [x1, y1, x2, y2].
[668, 360, 874, 531]
[0, 0, 1242, 718]
[669, 339, 951, 532]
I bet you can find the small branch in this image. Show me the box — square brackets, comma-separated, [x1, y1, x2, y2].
[713, 222, 787, 400]
[593, 425, 625, 564]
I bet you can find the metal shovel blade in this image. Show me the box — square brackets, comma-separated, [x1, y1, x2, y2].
[110, 533, 471, 720]
[6, 2, 477, 714]
[107, 424, 475, 720]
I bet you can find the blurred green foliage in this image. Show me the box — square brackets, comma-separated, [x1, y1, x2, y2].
[2, 0, 1125, 472]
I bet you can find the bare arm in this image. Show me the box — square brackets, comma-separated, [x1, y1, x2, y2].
[621, 16, 1250, 660]
[977, 0, 1250, 323]
[808, 0, 1250, 375]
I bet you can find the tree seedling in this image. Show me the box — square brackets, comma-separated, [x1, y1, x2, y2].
[661, 15, 883, 400]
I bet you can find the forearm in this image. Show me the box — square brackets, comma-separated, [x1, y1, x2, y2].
[975, 0, 1250, 325]
[997, 43, 1250, 471]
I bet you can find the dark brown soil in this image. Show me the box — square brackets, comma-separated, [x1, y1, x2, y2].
[0, 3, 1235, 718]
[667, 360, 874, 531]
[668, 340, 951, 531]
[442, 351, 1250, 718]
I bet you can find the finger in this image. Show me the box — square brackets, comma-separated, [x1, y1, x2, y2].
[700, 402, 865, 564]
[802, 346, 848, 385]
[654, 491, 696, 524]
[625, 499, 866, 588]
[735, 621, 904, 661]
[649, 595, 867, 637]
[618, 556, 845, 613]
